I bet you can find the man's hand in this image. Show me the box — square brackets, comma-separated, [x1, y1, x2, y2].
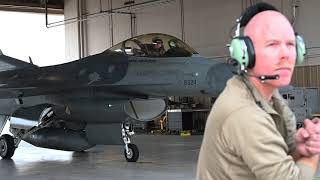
[295, 119, 320, 157]
[296, 127, 311, 157]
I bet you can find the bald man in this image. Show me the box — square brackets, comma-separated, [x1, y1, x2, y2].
[196, 4, 320, 180]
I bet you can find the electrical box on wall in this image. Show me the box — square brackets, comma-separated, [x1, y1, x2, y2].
[280, 87, 319, 128]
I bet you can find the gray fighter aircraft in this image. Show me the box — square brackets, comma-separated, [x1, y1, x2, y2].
[0, 33, 233, 162]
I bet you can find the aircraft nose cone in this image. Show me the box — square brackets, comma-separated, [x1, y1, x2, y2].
[205, 62, 234, 96]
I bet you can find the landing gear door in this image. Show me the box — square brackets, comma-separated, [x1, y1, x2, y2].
[0, 115, 8, 134]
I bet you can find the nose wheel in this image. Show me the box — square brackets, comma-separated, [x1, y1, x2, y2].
[124, 143, 139, 162]
[122, 121, 139, 162]
[0, 134, 16, 159]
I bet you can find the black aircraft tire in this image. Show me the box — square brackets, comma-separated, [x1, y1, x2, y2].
[0, 134, 15, 159]
[124, 144, 139, 162]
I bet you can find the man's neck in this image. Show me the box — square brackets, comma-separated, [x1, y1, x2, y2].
[248, 76, 276, 101]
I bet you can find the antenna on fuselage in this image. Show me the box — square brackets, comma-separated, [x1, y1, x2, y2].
[28, 56, 34, 65]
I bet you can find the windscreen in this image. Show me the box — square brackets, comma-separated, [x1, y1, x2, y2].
[108, 33, 198, 58]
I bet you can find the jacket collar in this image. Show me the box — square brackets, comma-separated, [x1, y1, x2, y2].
[239, 75, 279, 115]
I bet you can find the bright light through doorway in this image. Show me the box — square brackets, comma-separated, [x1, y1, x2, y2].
[0, 11, 65, 135]
[0, 11, 65, 67]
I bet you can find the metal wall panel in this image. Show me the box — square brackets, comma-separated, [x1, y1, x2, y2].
[292, 65, 320, 91]
[64, 0, 320, 61]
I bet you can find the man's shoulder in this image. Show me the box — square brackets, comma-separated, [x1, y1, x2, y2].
[207, 96, 269, 135]
[224, 105, 271, 126]
[212, 76, 258, 115]
[208, 75, 273, 130]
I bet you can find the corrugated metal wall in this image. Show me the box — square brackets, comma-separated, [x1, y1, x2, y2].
[292, 65, 320, 89]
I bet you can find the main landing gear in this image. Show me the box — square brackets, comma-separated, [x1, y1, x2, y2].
[122, 121, 139, 162]
[0, 134, 17, 159]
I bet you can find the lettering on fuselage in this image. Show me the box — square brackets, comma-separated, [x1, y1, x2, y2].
[136, 71, 153, 76]
[184, 79, 196, 86]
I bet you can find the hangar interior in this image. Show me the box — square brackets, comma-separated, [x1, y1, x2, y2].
[2, 0, 320, 131]
[0, 0, 320, 179]
[62, 0, 320, 132]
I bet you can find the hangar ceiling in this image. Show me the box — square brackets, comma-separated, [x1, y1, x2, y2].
[0, 0, 63, 13]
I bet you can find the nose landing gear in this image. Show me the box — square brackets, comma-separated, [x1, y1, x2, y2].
[122, 121, 139, 162]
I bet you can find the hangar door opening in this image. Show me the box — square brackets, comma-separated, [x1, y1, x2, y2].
[0, 11, 65, 67]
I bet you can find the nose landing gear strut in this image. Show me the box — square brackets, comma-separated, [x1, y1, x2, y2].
[122, 121, 139, 162]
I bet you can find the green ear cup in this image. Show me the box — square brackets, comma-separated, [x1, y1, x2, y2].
[229, 34, 305, 68]
[229, 38, 249, 68]
[296, 34, 306, 65]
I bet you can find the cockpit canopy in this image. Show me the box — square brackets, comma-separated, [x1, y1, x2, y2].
[108, 33, 198, 57]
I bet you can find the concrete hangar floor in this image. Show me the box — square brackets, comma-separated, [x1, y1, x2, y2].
[0, 135, 202, 180]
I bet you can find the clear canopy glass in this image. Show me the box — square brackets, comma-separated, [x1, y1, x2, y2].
[108, 33, 198, 57]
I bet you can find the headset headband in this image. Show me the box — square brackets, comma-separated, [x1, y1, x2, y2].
[239, 2, 279, 28]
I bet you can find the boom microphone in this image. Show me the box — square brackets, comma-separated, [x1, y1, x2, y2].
[246, 73, 280, 82]
[257, 74, 280, 81]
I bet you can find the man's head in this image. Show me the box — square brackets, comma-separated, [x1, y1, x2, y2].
[244, 10, 296, 88]
[169, 39, 177, 48]
[152, 37, 164, 49]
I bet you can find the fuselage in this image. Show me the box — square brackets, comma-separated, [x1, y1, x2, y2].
[0, 50, 233, 123]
